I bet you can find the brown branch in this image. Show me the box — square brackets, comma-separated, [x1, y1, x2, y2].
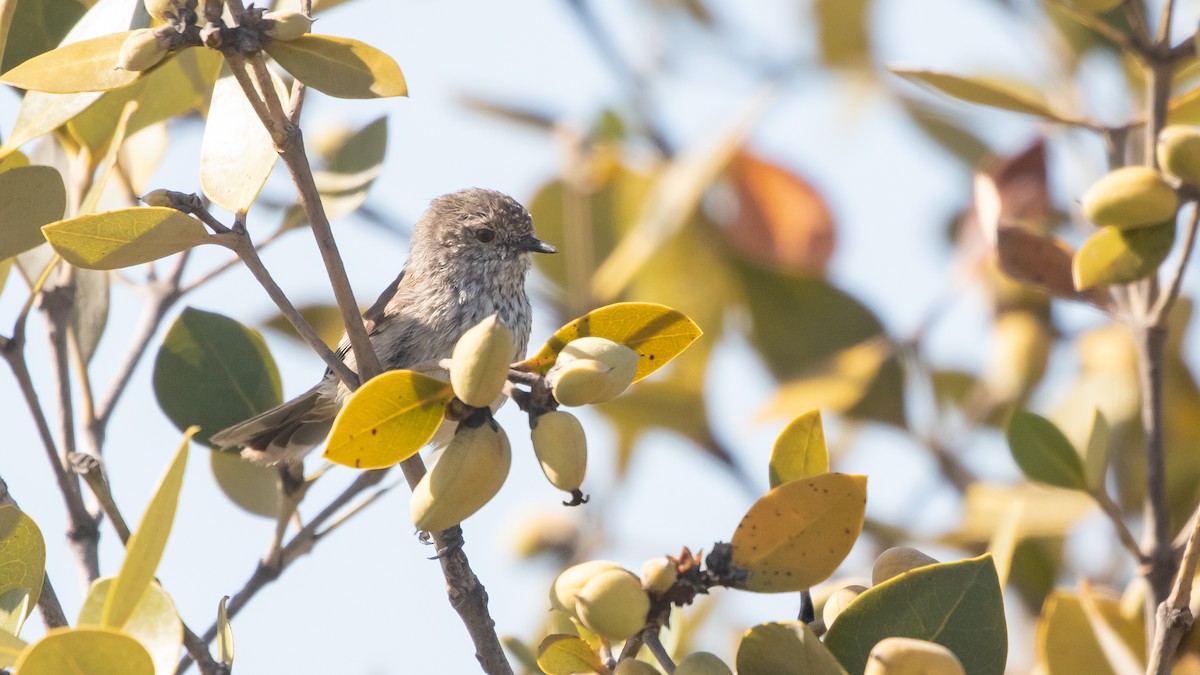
[1151, 202, 1200, 324]
[1147, 502, 1200, 674]
[1092, 489, 1149, 564]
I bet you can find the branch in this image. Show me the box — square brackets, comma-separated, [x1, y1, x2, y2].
[1092, 489, 1148, 564]
[1150, 202, 1200, 324]
[1147, 502, 1200, 675]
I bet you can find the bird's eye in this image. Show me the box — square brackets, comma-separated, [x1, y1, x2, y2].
[474, 228, 496, 243]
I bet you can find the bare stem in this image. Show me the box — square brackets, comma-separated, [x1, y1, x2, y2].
[1093, 489, 1149, 564]
[1151, 202, 1200, 323]
[645, 631, 676, 674]
[1147, 502, 1200, 675]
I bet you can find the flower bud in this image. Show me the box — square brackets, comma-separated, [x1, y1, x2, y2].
[139, 189, 176, 208]
[576, 569, 650, 641]
[675, 652, 733, 675]
[531, 411, 587, 492]
[822, 584, 867, 628]
[549, 560, 623, 617]
[264, 10, 314, 41]
[548, 359, 612, 407]
[118, 29, 169, 72]
[613, 660, 661, 675]
[554, 337, 640, 402]
[450, 314, 514, 407]
[872, 547, 938, 586]
[1081, 166, 1178, 229]
[409, 423, 511, 532]
[864, 637, 964, 675]
[640, 557, 678, 595]
[1157, 125, 1200, 187]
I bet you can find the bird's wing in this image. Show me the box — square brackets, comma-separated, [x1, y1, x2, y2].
[333, 269, 405, 363]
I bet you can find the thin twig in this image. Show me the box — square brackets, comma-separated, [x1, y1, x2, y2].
[644, 631, 676, 674]
[1147, 502, 1200, 675]
[1092, 490, 1149, 564]
[1150, 202, 1200, 323]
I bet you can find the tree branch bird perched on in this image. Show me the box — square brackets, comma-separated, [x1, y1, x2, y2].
[210, 188, 556, 465]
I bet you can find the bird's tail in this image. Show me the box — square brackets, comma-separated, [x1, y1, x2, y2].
[209, 385, 339, 465]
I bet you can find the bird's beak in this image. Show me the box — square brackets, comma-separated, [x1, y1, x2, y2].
[517, 234, 557, 254]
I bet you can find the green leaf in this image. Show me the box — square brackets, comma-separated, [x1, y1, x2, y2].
[153, 307, 282, 445]
[0, 30, 143, 93]
[70, 268, 110, 365]
[0, 505, 46, 634]
[1035, 590, 1144, 675]
[15, 626, 154, 675]
[209, 451, 280, 518]
[536, 634, 604, 675]
[0, 625, 27, 668]
[264, 34, 407, 99]
[1072, 222, 1175, 290]
[0, 588, 31, 637]
[42, 207, 209, 270]
[199, 61, 285, 213]
[1084, 408, 1109, 492]
[79, 579, 183, 675]
[891, 68, 1069, 121]
[0, 165, 67, 259]
[769, 410, 828, 487]
[1007, 411, 1088, 490]
[216, 596, 233, 667]
[520, 302, 704, 382]
[323, 370, 453, 469]
[736, 621, 847, 675]
[824, 554, 1007, 675]
[0, 0, 88, 75]
[100, 428, 192, 629]
[263, 303, 346, 348]
[730, 473, 866, 592]
[312, 115, 388, 219]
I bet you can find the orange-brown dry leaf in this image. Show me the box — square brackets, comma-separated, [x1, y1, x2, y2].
[726, 151, 835, 275]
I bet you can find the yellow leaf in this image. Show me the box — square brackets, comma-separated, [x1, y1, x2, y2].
[1169, 86, 1200, 125]
[42, 206, 210, 270]
[518, 302, 703, 381]
[0, 165, 67, 259]
[890, 68, 1067, 121]
[0, 505, 46, 635]
[0, 628, 27, 668]
[323, 370, 452, 469]
[216, 596, 233, 667]
[79, 579, 183, 675]
[15, 626, 154, 675]
[769, 410, 829, 488]
[1035, 589, 1144, 675]
[200, 62, 285, 213]
[0, 31, 143, 93]
[265, 34, 407, 99]
[948, 483, 1094, 545]
[536, 634, 605, 675]
[731, 473, 867, 592]
[737, 621, 847, 675]
[101, 428, 192, 629]
[758, 338, 890, 420]
[986, 500, 1023, 589]
[2, 89, 106, 154]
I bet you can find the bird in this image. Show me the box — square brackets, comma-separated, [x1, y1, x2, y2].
[210, 188, 556, 465]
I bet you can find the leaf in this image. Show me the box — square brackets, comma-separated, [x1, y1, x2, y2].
[100, 429, 191, 629]
[949, 483, 1094, 544]
[70, 268, 110, 365]
[1168, 85, 1200, 125]
[758, 339, 891, 421]
[1007, 411, 1088, 490]
[987, 499, 1023, 588]
[0, 30, 143, 93]
[263, 303, 346, 348]
[0, 0, 88, 75]
[1035, 589, 1144, 675]
[730, 473, 866, 592]
[814, 0, 871, 69]
[216, 596, 233, 667]
[736, 621, 847, 675]
[591, 88, 773, 300]
[79, 579, 183, 675]
[891, 68, 1068, 121]
[519, 302, 703, 381]
[536, 634, 604, 675]
[264, 34, 407, 99]
[323, 370, 453, 469]
[996, 227, 1108, 305]
[0, 625, 27, 668]
[769, 410, 829, 487]
[0, 589, 31, 637]
[0, 506, 45, 634]
[1076, 583, 1143, 675]
[1084, 408, 1110, 492]
[0, 165, 66, 259]
[311, 115, 388, 219]
[42, 207, 209, 270]
[725, 150, 835, 275]
[153, 307, 282, 445]
[15, 626, 154, 675]
[200, 61, 285, 213]
[210, 451, 280, 518]
[899, 95, 991, 167]
[1073, 222, 1175, 290]
[4, 89, 106, 152]
[824, 555, 1007, 675]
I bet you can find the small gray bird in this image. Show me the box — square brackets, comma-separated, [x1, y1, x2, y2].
[210, 188, 556, 465]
